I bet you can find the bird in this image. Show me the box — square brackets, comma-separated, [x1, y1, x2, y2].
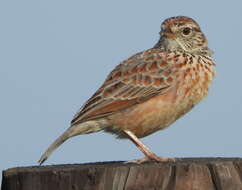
[38, 16, 215, 165]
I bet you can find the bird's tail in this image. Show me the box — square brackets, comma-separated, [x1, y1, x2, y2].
[38, 120, 105, 165]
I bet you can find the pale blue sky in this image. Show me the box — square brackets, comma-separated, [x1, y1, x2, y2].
[1, 0, 242, 182]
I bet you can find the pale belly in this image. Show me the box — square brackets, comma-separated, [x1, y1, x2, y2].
[105, 83, 208, 138]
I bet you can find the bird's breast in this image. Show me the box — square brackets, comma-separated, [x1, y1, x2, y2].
[105, 54, 215, 138]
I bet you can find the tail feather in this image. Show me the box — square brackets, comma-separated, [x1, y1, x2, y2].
[38, 120, 105, 165]
[38, 130, 69, 165]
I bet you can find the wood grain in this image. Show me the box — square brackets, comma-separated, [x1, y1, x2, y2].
[2, 158, 242, 190]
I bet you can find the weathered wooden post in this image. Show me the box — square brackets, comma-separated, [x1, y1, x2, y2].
[2, 158, 242, 190]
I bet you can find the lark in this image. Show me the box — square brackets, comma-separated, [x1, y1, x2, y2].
[39, 16, 215, 164]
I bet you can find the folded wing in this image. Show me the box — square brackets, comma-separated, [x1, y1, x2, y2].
[71, 49, 178, 125]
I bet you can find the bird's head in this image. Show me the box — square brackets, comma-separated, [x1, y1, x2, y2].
[154, 16, 213, 56]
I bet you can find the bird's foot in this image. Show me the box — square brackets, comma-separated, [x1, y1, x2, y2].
[148, 153, 175, 162]
[126, 155, 175, 164]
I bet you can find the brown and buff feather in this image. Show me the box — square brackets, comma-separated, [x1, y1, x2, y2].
[39, 16, 216, 164]
[71, 49, 175, 125]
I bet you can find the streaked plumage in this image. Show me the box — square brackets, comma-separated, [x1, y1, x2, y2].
[39, 16, 215, 164]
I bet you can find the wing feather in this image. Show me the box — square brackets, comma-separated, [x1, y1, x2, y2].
[71, 49, 179, 125]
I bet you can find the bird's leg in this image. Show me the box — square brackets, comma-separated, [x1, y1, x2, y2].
[123, 130, 175, 163]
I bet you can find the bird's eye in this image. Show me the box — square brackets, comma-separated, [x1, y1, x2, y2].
[182, 27, 192, 36]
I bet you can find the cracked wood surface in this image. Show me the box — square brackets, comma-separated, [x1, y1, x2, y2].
[2, 158, 242, 190]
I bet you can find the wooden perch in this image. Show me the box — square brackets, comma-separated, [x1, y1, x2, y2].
[2, 158, 242, 190]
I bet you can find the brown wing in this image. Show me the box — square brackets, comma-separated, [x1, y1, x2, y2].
[71, 49, 180, 125]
